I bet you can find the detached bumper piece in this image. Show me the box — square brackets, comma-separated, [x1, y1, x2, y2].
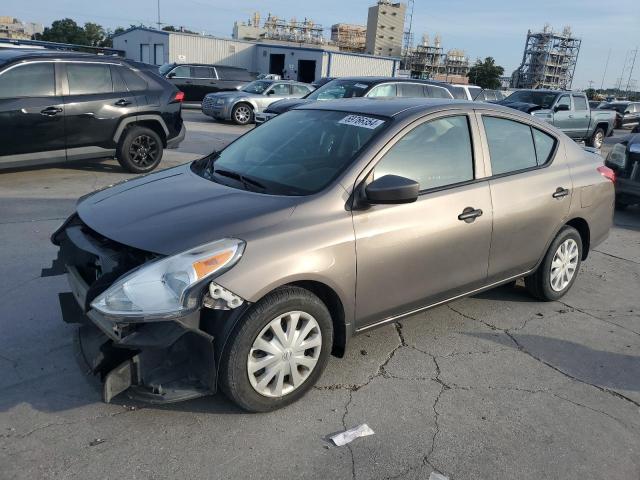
[51, 216, 217, 404]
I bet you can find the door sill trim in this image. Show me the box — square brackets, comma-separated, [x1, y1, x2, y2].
[354, 270, 534, 333]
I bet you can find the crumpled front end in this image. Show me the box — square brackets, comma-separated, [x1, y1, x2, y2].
[48, 214, 244, 404]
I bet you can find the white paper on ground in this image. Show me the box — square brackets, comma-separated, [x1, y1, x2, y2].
[329, 424, 375, 446]
[429, 473, 449, 480]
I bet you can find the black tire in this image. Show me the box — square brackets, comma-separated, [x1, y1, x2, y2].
[231, 103, 254, 125]
[116, 126, 163, 173]
[525, 226, 582, 301]
[586, 127, 605, 149]
[615, 200, 628, 211]
[219, 286, 333, 412]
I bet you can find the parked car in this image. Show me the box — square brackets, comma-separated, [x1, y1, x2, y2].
[203, 79, 314, 125]
[0, 49, 185, 173]
[605, 132, 640, 209]
[597, 101, 640, 129]
[311, 77, 335, 88]
[52, 98, 614, 411]
[447, 84, 484, 101]
[159, 63, 254, 101]
[496, 89, 616, 148]
[255, 76, 454, 124]
[589, 100, 604, 110]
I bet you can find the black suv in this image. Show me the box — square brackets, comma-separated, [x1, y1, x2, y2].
[159, 63, 254, 101]
[0, 49, 185, 173]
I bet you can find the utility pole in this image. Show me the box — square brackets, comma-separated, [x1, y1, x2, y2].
[156, 0, 161, 30]
[587, 80, 594, 90]
[599, 48, 611, 91]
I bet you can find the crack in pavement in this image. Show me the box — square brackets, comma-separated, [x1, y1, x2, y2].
[593, 249, 640, 265]
[447, 305, 640, 409]
[558, 301, 640, 337]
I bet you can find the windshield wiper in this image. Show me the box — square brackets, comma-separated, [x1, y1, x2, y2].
[213, 168, 267, 192]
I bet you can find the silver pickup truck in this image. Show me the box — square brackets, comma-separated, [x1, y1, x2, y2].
[497, 90, 616, 149]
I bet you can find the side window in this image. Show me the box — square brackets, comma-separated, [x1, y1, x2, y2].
[120, 68, 148, 91]
[367, 83, 397, 97]
[0, 63, 55, 98]
[482, 117, 538, 175]
[111, 66, 127, 92]
[398, 83, 424, 98]
[426, 85, 451, 99]
[573, 95, 587, 111]
[67, 63, 112, 95]
[556, 95, 571, 110]
[532, 128, 556, 165]
[450, 86, 467, 99]
[170, 65, 191, 77]
[269, 83, 291, 96]
[374, 115, 474, 191]
[191, 66, 214, 78]
[292, 84, 311, 95]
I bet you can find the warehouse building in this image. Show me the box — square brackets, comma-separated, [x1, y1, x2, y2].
[112, 28, 399, 82]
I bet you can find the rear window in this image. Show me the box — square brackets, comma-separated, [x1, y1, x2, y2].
[398, 83, 425, 98]
[0, 62, 55, 98]
[426, 85, 452, 99]
[216, 66, 252, 80]
[67, 63, 112, 95]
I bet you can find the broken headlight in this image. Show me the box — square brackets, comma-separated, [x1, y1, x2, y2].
[91, 238, 245, 319]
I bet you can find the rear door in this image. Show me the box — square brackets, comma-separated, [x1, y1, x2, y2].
[0, 61, 65, 166]
[190, 66, 217, 100]
[571, 94, 590, 138]
[353, 112, 492, 325]
[478, 112, 572, 281]
[62, 61, 134, 160]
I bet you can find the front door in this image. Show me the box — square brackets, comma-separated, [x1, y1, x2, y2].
[552, 94, 577, 137]
[63, 62, 135, 160]
[479, 113, 573, 281]
[353, 113, 492, 327]
[0, 61, 65, 166]
[167, 65, 195, 100]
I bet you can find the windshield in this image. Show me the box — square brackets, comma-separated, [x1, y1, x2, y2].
[242, 80, 273, 94]
[158, 63, 176, 75]
[468, 86, 482, 100]
[504, 90, 559, 108]
[193, 110, 388, 195]
[599, 103, 628, 114]
[306, 80, 371, 100]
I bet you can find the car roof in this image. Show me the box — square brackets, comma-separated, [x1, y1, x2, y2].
[326, 76, 451, 86]
[0, 49, 128, 66]
[296, 97, 535, 119]
[173, 62, 246, 69]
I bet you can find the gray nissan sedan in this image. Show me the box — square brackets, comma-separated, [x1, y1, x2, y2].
[52, 98, 614, 412]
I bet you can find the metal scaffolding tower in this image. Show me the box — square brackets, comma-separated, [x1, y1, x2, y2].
[511, 25, 581, 90]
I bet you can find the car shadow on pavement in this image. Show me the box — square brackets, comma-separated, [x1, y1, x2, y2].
[472, 284, 538, 303]
[0, 158, 123, 174]
[471, 332, 640, 393]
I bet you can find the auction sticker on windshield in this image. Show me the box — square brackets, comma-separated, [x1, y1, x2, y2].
[339, 115, 385, 129]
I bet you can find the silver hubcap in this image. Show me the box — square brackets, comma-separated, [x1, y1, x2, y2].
[234, 106, 251, 123]
[247, 311, 322, 398]
[594, 131, 604, 148]
[550, 238, 579, 292]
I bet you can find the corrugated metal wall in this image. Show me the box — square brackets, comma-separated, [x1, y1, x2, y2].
[113, 29, 169, 64]
[328, 52, 397, 77]
[168, 34, 255, 69]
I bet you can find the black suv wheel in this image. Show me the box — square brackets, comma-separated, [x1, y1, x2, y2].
[117, 126, 164, 173]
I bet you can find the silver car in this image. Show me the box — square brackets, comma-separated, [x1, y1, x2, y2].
[202, 80, 314, 125]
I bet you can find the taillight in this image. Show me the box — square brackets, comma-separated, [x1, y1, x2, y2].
[172, 91, 185, 103]
[597, 165, 616, 183]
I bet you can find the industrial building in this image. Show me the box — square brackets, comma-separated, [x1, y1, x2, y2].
[511, 25, 581, 90]
[112, 27, 399, 82]
[0, 16, 43, 40]
[365, 1, 406, 58]
[233, 12, 326, 47]
[331, 24, 367, 53]
[406, 34, 470, 84]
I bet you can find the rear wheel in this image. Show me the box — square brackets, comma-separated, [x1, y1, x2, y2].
[525, 226, 582, 301]
[231, 103, 254, 125]
[219, 286, 333, 412]
[117, 126, 163, 173]
[586, 127, 605, 149]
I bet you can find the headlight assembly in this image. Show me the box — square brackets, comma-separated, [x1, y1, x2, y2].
[91, 238, 245, 319]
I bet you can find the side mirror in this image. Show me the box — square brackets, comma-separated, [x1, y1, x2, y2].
[364, 175, 419, 205]
[167, 72, 176, 78]
[266, 90, 275, 95]
[554, 104, 570, 112]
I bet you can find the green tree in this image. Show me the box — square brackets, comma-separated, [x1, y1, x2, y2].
[467, 57, 505, 90]
[84, 22, 107, 46]
[584, 88, 597, 100]
[37, 18, 88, 45]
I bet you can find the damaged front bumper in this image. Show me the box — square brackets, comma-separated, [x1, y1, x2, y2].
[50, 215, 245, 404]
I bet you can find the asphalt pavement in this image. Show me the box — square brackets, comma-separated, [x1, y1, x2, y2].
[0, 112, 638, 480]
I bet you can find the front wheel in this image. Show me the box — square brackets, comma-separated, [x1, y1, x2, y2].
[219, 286, 333, 412]
[525, 226, 582, 301]
[586, 127, 605, 149]
[231, 103, 254, 125]
[116, 126, 163, 173]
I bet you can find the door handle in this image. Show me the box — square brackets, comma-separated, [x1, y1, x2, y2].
[458, 207, 483, 223]
[552, 187, 570, 199]
[40, 106, 63, 116]
[114, 99, 132, 107]
[184, 80, 193, 84]
[568, 114, 573, 118]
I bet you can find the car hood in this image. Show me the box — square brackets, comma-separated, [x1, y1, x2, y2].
[76, 164, 298, 256]
[207, 91, 260, 101]
[266, 98, 314, 114]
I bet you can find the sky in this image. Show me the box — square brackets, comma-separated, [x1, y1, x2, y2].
[4, 0, 639, 89]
